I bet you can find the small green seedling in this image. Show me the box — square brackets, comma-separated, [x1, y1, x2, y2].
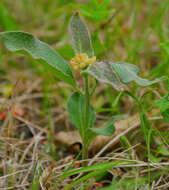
[154, 77, 169, 123]
[0, 12, 162, 165]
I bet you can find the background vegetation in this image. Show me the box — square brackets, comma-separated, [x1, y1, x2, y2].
[0, 0, 169, 189]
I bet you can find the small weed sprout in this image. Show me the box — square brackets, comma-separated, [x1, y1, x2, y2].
[0, 12, 163, 167]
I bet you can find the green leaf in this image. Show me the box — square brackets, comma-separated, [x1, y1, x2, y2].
[111, 62, 162, 86]
[0, 31, 76, 87]
[57, 44, 75, 60]
[166, 77, 169, 91]
[67, 92, 96, 136]
[104, 178, 148, 190]
[157, 145, 169, 156]
[162, 109, 169, 123]
[154, 92, 169, 123]
[64, 160, 128, 190]
[91, 115, 124, 136]
[72, 4, 115, 22]
[155, 94, 169, 112]
[90, 0, 98, 8]
[149, 154, 161, 163]
[82, 62, 123, 91]
[160, 41, 169, 56]
[63, 160, 125, 178]
[30, 168, 42, 190]
[69, 12, 94, 57]
[91, 32, 105, 56]
[98, 0, 115, 9]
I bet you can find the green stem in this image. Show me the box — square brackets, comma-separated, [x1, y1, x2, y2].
[82, 74, 90, 166]
[84, 75, 90, 129]
[90, 79, 98, 96]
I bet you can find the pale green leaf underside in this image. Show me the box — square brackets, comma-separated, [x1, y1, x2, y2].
[0, 31, 76, 87]
[67, 92, 96, 136]
[82, 62, 123, 91]
[69, 12, 94, 57]
[111, 62, 161, 86]
[83, 62, 161, 90]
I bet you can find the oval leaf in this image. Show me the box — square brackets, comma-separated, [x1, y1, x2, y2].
[111, 62, 162, 86]
[67, 92, 96, 136]
[0, 31, 76, 87]
[69, 12, 94, 57]
[82, 62, 123, 91]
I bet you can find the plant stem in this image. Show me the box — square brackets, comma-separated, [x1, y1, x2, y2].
[82, 144, 88, 167]
[82, 74, 90, 166]
[84, 74, 90, 129]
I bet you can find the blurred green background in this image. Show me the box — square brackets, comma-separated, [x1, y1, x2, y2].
[1, 0, 168, 69]
[0, 1, 169, 189]
[0, 0, 169, 113]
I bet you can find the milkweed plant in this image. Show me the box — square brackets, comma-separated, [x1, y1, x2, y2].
[0, 12, 164, 165]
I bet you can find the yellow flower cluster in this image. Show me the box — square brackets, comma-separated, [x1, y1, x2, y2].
[70, 53, 96, 70]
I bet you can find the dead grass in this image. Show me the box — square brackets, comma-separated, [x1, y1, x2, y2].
[0, 0, 169, 189]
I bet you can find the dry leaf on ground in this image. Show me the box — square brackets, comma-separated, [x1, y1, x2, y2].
[54, 114, 140, 155]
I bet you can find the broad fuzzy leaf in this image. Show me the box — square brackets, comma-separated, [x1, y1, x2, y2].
[82, 62, 123, 91]
[0, 31, 76, 87]
[69, 12, 94, 57]
[91, 115, 124, 136]
[111, 62, 161, 86]
[67, 92, 96, 136]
